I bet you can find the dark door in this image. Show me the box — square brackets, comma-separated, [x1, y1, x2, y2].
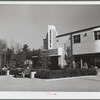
[50, 56, 58, 70]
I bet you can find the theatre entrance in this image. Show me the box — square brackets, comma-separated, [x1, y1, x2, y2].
[50, 56, 59, 70]
[74, 53, 100, 68]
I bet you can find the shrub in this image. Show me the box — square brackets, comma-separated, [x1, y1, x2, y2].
[35, 70, 50, 79]
[30, 68, 37, 72]
[35, 68, 97, 79]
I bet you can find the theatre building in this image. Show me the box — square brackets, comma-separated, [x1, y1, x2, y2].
[42, 25, 100, 69]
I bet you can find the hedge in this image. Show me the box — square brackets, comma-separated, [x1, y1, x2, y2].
[35, 68, 97, 79]
[30, 69, 37, 72]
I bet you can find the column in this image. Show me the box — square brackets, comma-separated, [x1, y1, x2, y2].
[80, 58, 83, 68]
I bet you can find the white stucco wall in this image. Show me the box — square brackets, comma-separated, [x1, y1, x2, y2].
[57, 35, 70, 66]
[56, 27, 100, 66]
[73, 29, 100, 55]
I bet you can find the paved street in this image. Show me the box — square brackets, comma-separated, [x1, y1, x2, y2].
[0, 73, 100, 91]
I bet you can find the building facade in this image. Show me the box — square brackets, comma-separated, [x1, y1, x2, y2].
[43, 25, 100, 68]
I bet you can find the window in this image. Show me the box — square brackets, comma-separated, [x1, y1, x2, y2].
[73, 35, 81, 43]
[94, 31, 100, 40]
[50, 39, 51, 44]
[50, 33, 51, 39]
[50, 30, 51, 34]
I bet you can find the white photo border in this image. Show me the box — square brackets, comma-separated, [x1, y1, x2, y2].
[0, 1, 100, 99]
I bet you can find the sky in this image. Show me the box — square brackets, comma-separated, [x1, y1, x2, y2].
[0, 4, 100, 50]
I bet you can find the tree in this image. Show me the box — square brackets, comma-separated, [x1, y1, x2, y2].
[14, 52, 25, 68]
[64, 46, 74, 68]
[36, 49, 51, 70]
[32, 49, 41, 56]
[22, 44, 28, 52]
[9, 39, 15, 51]
[22, 44, 32, 59]
[14, 42, 22, 54]
[0, 39, 7, 68]
[14, 44, 33, 69]
[6, 48, 13, 68]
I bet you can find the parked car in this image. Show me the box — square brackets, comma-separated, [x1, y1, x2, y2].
[0, 67, 7, 75]
[14, 68, 25, 78]
[14, 68, 31, 78]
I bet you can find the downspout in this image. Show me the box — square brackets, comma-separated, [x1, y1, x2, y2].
[70, 34, 74, 68]
[70, 34, 73, 56]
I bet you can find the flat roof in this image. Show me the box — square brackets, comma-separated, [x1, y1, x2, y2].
[57, 25, 100, 38]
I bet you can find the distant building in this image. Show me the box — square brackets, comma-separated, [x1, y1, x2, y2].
[42, 25, 100, 69]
